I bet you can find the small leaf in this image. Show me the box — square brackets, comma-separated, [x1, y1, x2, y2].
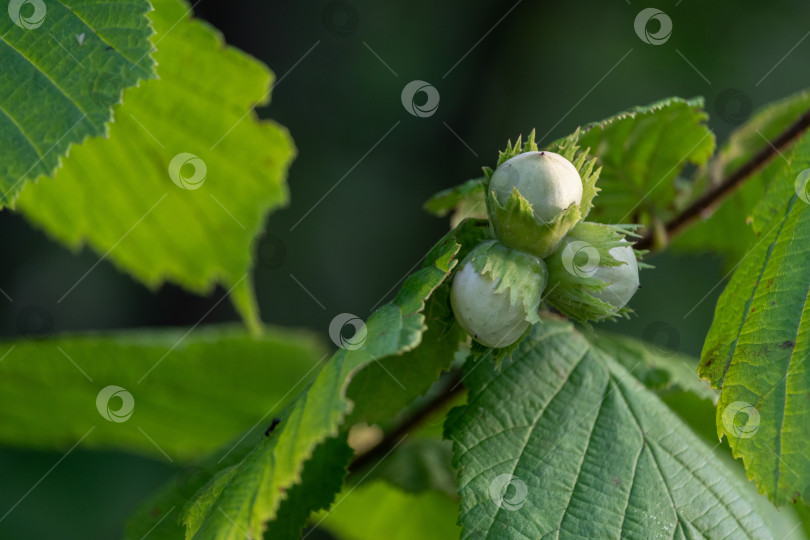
[0, 0, 156, 204]
[423, 177, 486, 218]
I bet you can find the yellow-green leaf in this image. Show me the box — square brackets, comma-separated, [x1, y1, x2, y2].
[15, 0, 294, 328]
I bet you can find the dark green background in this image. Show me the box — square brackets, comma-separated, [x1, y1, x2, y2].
[0, 0, 808, 537]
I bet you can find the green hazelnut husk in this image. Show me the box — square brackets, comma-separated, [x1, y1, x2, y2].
[544, 222, 643, 322]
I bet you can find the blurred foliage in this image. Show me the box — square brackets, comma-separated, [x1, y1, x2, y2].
[0, 325, 325, 459]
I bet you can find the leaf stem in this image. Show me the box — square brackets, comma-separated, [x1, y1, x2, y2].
[635, 108, 810, 251]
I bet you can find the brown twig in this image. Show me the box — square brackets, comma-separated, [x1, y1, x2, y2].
[348, 371, 464, 473]
[635, 108, 810, 251]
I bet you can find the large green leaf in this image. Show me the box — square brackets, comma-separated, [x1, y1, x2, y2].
[673, 89, 810, 265]
[699, 131, 810, 506]
[446, 319, 774, 538]
[0, 324, 325, 460]
[15, 0, 294, 329]
[576, 97, 715, 227]
[125, 221, 482, 540]
[0, 0, 155, 203]
[592, 332, 807, 537]
[312, 480, 461, 540]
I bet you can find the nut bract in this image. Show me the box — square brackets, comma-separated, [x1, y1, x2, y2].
[487, 151, 585, 258]
[490, 151, 583, 222]
[450, 240, 547, 348]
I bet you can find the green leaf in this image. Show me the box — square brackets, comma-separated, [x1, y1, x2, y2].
[656, 355, 808, 539]
[589, 329, 717, 404]
[14, 0, 294, 329]
[0, 0, 155, 204]
[673, 89, 810, 265]
[589, 331, 806, 538]
[0, 324, 325, 461]
[576, 97, 715, 226]
[446, 319, 774, 538]
[344, 219, 490, 426]
[699, 130, 810, 506]
[313, 481, 461, 540]
[163, 221, 483, 539]
[423, 177, 486, 219]
[250, 435, 353, 540]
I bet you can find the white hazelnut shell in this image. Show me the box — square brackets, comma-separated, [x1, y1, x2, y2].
[450, 262, 531, 348]
[590, 244, 640, 309]
[490, 151, 583, 222]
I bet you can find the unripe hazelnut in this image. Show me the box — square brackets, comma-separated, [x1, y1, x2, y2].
[544, 222, 642, 321]
[487, 151, 585, 258]
[490, 151, 583, 222]
[450, 241, 547, 348]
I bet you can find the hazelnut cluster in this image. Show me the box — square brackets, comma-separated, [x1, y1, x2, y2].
[450, 133, 643, 349]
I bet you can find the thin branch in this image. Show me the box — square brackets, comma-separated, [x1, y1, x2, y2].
[635, 108, 810, 251]
[348, 371, 464, 473]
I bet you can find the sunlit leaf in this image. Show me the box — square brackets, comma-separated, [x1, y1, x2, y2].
[15, 0, 294, 328]
[0, 0, 155, 203]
